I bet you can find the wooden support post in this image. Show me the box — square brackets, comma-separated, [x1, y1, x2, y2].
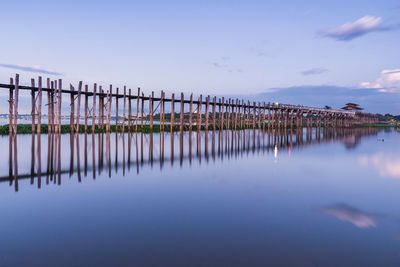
[205, 96, 210, 131]
[171, 93, 175, 132]
[141, 92, 144, 130]
[37, 77, 42, 135]
[92, 84, 97, 134]
[263, 102, 266, 133]
[180, 93, 184, 132]
[99, 86, 103, 131]
[58, 79, 62, 134]
[212, 96, 216, 132]
[123, 87, 127, 133]
[136, 88, 140, 131]
[128, 89, 132, 134]
[70, 84, 75, 134]
[198, 95, 202, 131]
[9, 78, 13, 136]
[84, 84, 88, 134]
[75, 81, 82, 134]
[116, 87, 119, 132]
[221, 97, 225, 130]
[149, 91, 154, 132]
[160, 91, 164, 131]
[189, 93, 193, 132]
[13, 74, 19, 135]
[107, 87, 112, 133]
[31, 79, 36, 134]
[253, 102, 256, 130]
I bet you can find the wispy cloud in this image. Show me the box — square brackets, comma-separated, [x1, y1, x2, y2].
[0, 63, 63, 75]
[210, 57, 243, 73]
[301, 67, 328, 76]
[320, 16, 388, 41]
[359, 68, 400, 92]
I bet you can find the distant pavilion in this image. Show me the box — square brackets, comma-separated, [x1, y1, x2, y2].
[341, 103, 363, 111]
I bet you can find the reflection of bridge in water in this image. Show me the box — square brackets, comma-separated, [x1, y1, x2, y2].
[4, 126, 378, 191]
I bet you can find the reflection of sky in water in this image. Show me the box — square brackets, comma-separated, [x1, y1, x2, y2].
[320, 203, 376, 228]
[359, 153, 400, 179]
[0, 129, 399, 266]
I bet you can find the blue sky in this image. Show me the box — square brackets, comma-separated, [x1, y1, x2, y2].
[0, 0, 399, 113]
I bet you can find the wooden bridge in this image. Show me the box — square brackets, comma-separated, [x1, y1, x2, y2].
[2, 74, 378, 137]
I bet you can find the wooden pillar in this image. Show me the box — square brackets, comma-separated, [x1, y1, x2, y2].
[171, 93, 175, 132]
[160, 91, 165, 131]
[221, 97, 225, 130]
[13, 74, 19, 135]
[99, 86, 103, 131]
[212, 96, 216, 132]
[84, 85, 88, 134]
[141, 92, 144, 130]
[149, 91, 154, 132]
[92, 84, 97, 134]
[58, 79, 62, 134]
[180, 93, 184, 132]
[37, 77, 42, 135]
[205, 96, 210, 131]
[136, 88, 140, 131]
[128, 89, 132, 134]
[123, 87, 127, 133]
[197, 95, 202, 132]
[189, 93, 193, 132]
[107, 87, 112, 133]
[31, 79, 36, 134]
[116, 87, 119, 133]
[9, 78, 14, 136]
[70, 84, 75, 134]
[75, 81, 82, 134]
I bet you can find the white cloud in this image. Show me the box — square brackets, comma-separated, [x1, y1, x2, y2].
[322, 16, 384, 41]
[359, 69, 400, 93]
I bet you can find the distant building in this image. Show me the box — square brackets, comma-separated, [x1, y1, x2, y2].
[341, 103, 363, 111]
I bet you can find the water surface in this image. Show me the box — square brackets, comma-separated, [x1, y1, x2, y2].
[0, 127, 399, 266]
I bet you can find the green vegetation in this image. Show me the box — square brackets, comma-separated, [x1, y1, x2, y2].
[376, 113, 400, 122]
[355, 122, 399, 128]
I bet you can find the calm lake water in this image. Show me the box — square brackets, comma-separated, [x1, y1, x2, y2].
[0, 127, 399, 266]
